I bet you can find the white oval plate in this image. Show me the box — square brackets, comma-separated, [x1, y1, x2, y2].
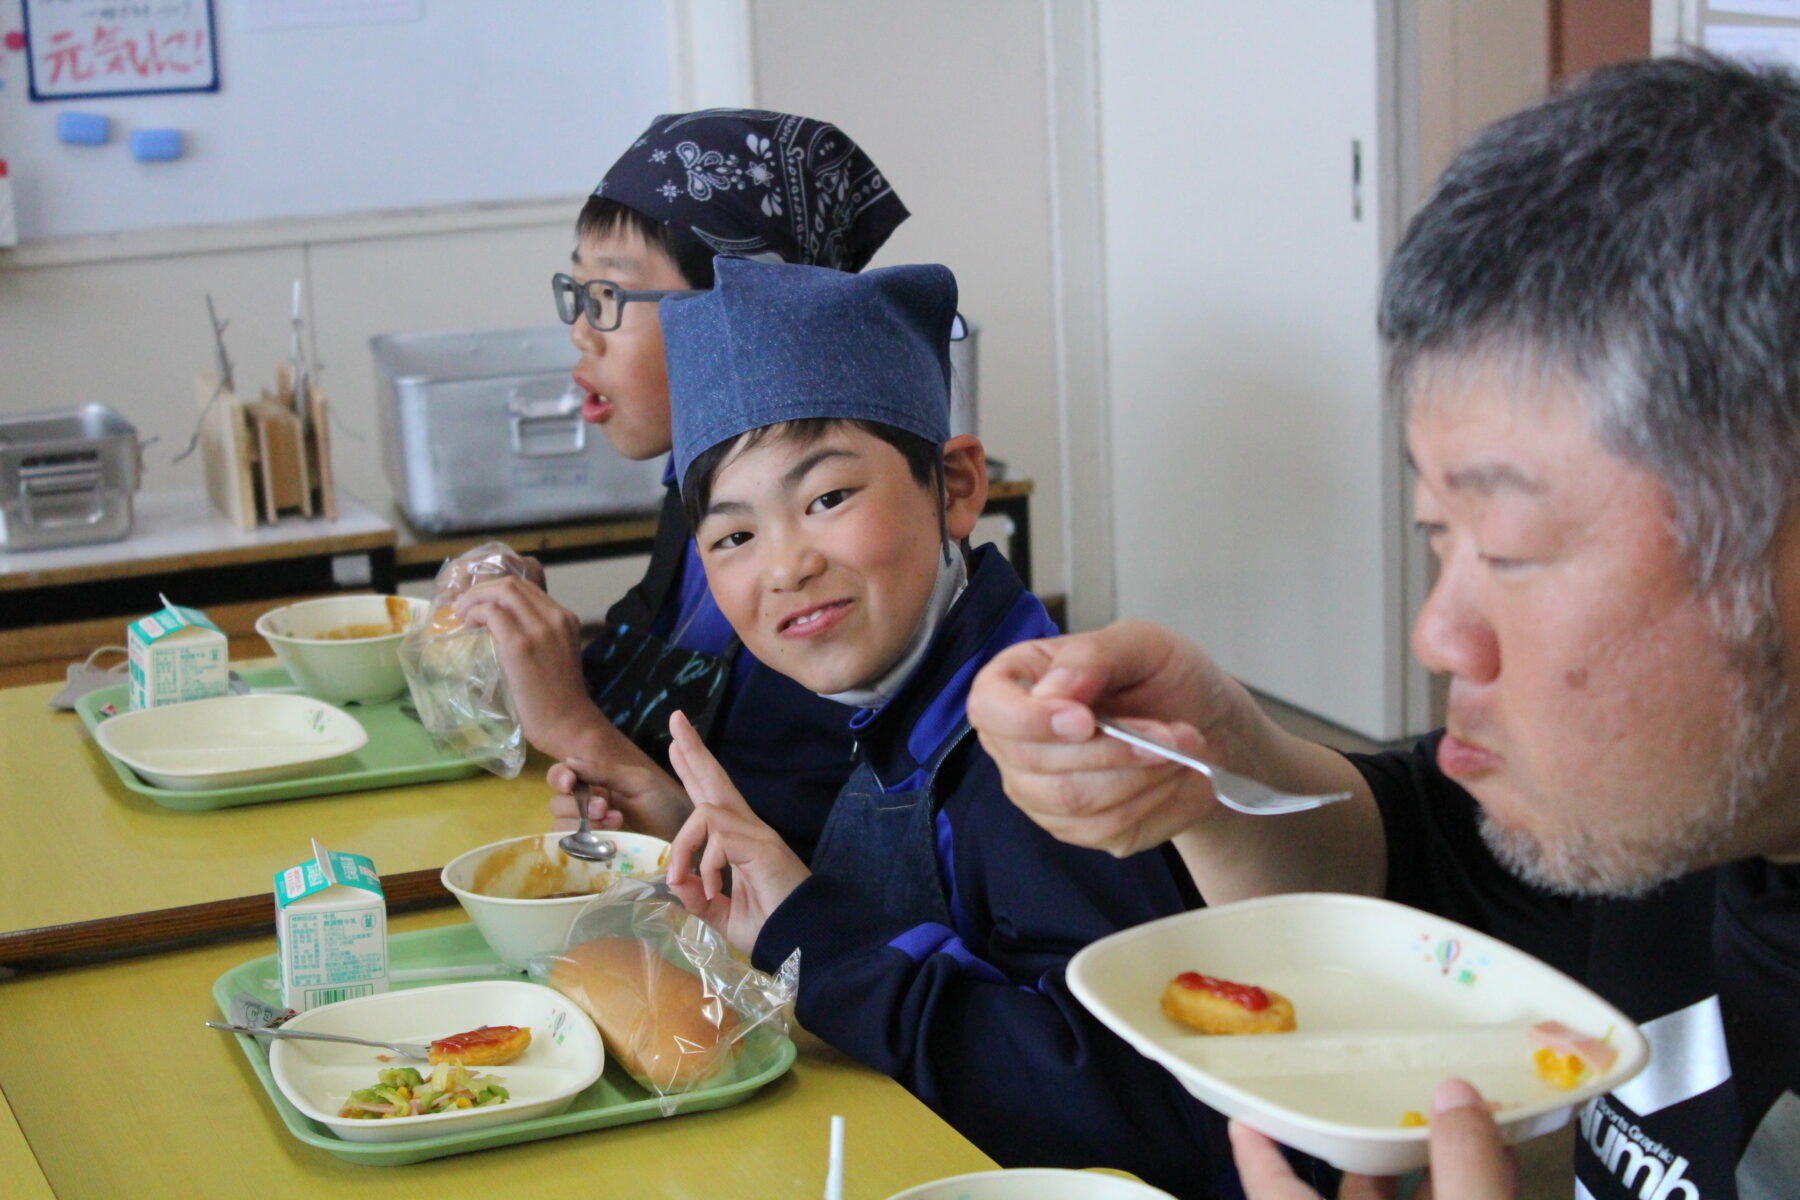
[94, 693, 368, 790]
[1066, 893, 1649, 1174]
[268, 981, 605, 1143]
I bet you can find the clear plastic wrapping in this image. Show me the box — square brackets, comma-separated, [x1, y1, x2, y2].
[530, 877, 799, 1115]
[397, 541, 529, 778]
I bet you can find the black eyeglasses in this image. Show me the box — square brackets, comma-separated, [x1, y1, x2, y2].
[552, 274, 705, 331]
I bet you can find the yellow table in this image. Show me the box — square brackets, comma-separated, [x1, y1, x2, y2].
[0, 907, 997, 1199]
[0, 674, 554, 963]
[1, 1084, 56, 1200]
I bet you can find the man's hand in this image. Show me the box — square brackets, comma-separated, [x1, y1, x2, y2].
[967, 620, 1383, 903]
[664, 710, 809, 955]
[547, 750, 693, 842]
[1229, 1079, 1517, 1200]
[966, 621, 1255, 857]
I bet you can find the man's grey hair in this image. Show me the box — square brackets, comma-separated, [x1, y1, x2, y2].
[1381, 53, 1800, 601]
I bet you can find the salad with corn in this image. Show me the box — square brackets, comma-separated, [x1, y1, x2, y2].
[339, 1064, 510, 1119]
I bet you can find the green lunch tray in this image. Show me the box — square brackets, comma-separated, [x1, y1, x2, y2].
[210, 921, 797, 1166]
[75, 665, 484, 811]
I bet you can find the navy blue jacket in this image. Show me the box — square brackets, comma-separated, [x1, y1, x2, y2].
[751, 547, 1240, 1199]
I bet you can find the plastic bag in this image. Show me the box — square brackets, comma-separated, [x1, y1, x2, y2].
[530, 877, 799, 1115]
[397, 541, 529, 778]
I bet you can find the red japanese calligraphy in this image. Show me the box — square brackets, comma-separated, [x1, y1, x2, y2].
[42, 22, 207, 85]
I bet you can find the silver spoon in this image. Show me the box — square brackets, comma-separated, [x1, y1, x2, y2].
[1094, 718, 1353, 816]
[559, 779, 618, 863]
[205, 1020, 430, 1060]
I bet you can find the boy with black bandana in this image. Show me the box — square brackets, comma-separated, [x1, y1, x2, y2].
[580, 255, 1273, 1198]
[454, 111, 907, 862]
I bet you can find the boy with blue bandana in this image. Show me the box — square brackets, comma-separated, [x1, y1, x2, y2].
[617, 256, 1247, 1197]
[456, 110, 907, 864]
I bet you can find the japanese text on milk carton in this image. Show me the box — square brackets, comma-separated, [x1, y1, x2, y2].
[275, 840, 388, 1013]
[127, 594, 227, 709]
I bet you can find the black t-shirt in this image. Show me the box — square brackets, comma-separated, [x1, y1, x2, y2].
[1351, 734, 1800, 1200]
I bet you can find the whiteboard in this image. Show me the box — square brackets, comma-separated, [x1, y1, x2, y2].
[0, 0, 670, 241]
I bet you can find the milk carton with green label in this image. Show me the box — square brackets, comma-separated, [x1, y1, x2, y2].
[275, 839, 389, 1012]
[127, 594, 227, 709]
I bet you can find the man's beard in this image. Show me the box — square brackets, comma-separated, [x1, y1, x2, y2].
[1479, 580, 1790, 899]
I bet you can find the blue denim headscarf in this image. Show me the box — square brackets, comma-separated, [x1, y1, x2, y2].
[665, 257, 957, 489]
[596, 110, 909, 271]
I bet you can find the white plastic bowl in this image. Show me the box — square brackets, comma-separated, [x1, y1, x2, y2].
[255, 595, 427, 705]
[885, 1170, 1176, 1199]
[441, 832, 673, 970]
[94, 693, 367, 790]
[268, 980, 604, 1143]
[1066, 893, 1649, 1174]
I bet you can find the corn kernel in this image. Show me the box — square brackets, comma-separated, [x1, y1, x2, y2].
[1533, 1047, 1585, 1090]
[1400, 1110, 1429, 1127]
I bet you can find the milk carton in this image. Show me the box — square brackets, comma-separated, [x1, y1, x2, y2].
[127, 594, 227, 709]
[275, 839, 389, 1012]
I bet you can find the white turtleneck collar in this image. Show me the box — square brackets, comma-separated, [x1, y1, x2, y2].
[822, 544, 968, 710]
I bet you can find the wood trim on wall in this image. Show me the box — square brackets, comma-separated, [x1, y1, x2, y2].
[0, 197, 582, 271]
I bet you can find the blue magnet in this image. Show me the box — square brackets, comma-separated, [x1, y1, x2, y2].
[56, 111, 109, 145]
[131, 129, 183, 162]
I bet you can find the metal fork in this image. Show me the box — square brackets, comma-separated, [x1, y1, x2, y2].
[1094, 718, 1353, 816]
[205, 1020, 430, 1060]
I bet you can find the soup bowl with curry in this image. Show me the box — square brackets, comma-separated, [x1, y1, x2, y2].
[255, 594, 428, 705]
[441, 832, 673, 969]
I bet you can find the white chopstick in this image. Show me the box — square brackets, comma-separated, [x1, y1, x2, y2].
[825, 1114, 845, 1200]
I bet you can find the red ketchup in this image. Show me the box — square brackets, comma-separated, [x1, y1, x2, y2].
[431, 1025, 523, 1057]
[1175, 971, 1270, 1012]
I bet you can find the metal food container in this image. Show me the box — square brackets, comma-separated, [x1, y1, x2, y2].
[0, 404, 141, 552]
[372, 326, 667, 534]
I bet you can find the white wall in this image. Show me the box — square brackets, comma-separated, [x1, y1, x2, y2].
[0, 207, 581, 497]
[0, 2, 1553, 664]
[0, 2, 667, 625]
[0, 2, 1065, 623]
[0, 204, 671, 619]
[746, 0, 1066, 600]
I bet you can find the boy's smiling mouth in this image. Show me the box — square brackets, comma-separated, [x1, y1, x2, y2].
[778, 599, 853, 638]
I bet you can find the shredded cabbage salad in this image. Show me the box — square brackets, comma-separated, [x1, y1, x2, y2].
[338, 1063, 510, 1119]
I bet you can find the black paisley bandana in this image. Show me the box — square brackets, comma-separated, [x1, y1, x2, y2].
[595, 109, 909, 272]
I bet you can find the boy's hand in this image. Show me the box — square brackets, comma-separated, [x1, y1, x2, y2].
[453, 575, 601, 758]
[1229, 1079, 1516, 1200]
[664, 710, 809, 954]
[547, 753, 694, 843]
